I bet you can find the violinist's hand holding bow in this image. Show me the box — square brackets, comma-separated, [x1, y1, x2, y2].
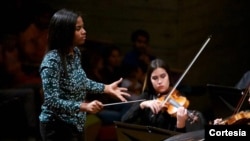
[140, 99, 163, 114]
[176, 106, 188, 128]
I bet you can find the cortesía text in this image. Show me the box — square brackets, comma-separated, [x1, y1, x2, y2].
[205, 125, 249, 140]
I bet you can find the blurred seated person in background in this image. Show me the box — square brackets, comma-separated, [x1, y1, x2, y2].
[82, 46, 131, 125]
[122, 29, 156, 74]
[82, 49, 104, 83]
[0, 3, 54, 139]
[0, 34, 41, 88]
[0, 34, 41, 138]
[120, 63, 144, 101]
[17, 2, 54, 77]
[121, 58, 190, 132]
[102, 44, 123, 84]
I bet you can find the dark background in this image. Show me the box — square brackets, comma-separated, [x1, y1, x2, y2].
[1, 0, 250, 140]
[1, 0, 250, 86]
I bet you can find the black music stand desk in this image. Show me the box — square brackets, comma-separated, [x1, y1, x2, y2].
[114, 121, 180, 141]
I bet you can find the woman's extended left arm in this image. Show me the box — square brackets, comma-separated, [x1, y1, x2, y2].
[104, 78, 130, 102]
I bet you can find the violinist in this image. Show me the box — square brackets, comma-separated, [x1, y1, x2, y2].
[121, 58, 189, 132]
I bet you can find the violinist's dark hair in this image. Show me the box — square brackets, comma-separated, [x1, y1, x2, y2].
[144, 58, 172, 95]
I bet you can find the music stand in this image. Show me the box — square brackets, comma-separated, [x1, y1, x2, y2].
[164, 129, 204, 141]
[206, 84, 249, 118]
[114, 121, 180, 141]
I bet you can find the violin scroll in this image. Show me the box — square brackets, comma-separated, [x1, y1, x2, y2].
[187, 110, 199, 124]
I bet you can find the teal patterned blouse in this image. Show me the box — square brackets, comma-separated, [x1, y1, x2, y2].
[39, 47, 104, 132]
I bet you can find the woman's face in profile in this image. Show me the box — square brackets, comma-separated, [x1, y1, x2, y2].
[73, 17, 86, 46]
[150, 67, 170, 94]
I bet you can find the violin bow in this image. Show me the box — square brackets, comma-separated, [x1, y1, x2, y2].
[234, 83, 250, 114]
[162, 35, 212, 105]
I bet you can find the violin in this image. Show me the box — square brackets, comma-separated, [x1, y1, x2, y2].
[218, 110, 250, 125]
[158, 89, 199, 124]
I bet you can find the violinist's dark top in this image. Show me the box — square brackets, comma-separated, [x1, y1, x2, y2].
[121, 91, 186, 133]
